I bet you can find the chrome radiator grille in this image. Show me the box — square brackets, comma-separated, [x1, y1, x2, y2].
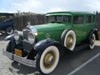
[23, 29, 30, 40]
[22, 29, 33, 52]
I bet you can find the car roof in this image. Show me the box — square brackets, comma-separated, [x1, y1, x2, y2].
[0, 13, 14, 16]
[46, 11, 95, 16]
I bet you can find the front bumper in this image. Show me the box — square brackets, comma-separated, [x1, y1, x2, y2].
[3, 50, 36, 67]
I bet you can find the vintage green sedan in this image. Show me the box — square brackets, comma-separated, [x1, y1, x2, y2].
[3, 11, 99, 75]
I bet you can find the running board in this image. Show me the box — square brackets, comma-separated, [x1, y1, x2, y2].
[73, 43, 89, 52]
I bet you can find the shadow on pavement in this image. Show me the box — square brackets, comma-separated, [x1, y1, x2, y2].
[50, 46, 100, 75]
[8, 45, 100, 75]
[9, 61, 36, 75]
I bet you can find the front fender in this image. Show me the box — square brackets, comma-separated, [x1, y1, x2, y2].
[5, 34, 14, 41]
[34, 38, 54, 51]
[34, 38, 64, 51]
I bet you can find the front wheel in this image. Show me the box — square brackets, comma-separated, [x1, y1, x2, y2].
[6, 27, 14, 35]
[36, 46, 60, 75]
[89, 33, 96, 49]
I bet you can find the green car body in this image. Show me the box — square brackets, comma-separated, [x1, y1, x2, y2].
[33, 11, 95, 44]
[3, 11, 98, 75]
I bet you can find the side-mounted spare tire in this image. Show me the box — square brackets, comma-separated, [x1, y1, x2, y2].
[36, 45, 60, 75]
[61, 30, 76, 51]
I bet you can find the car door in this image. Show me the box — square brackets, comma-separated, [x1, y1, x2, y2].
[72, 15, 85, 43]
[83, 15, 95, 40]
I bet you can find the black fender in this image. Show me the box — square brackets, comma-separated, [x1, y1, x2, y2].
[5, 34, 14, 41]
[28, 38, 68, 60]
[94, 29, 99, 40]
[90, 29, 98, 39]
[86, 29, 98, 43]
[34, 38, 66, 51]
[5, 34, 16, 52]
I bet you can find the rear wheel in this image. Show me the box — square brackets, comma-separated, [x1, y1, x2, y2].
[89, 33, 96, 49]
[36, 45, 60, 75]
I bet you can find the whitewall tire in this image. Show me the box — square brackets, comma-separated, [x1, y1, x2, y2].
[89, 34, 96, 49]
[64, 30, 76, 51]
[6, 27, 14, 35]
[36, 46, 60, 74]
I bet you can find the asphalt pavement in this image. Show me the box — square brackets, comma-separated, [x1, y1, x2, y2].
[0, 35, 100, 75]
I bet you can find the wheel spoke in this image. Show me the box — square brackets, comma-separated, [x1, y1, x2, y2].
[43, 51, 55, 69]
[66, 34, 74, 48]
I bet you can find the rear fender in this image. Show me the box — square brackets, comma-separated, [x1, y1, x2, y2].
[89, 29, 98, 40]
[94, 29, 100, 40]
[86, 29, 98, 43]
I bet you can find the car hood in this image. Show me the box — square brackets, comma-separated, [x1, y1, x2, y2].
[28, 23, 67, 32]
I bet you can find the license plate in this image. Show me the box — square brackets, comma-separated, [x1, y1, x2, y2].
[15, 49, 22, 56]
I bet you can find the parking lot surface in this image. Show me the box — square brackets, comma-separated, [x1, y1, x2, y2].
[0, 36, 100, 75]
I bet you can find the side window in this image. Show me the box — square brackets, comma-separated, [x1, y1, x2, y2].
[86, 16, 92, 23]
[56, 16, 71, 23]
[63, 16, 71, 23]
[47, 16, 55, 23]
[73, 16, 83, 24]
[57, 16, 63, 22]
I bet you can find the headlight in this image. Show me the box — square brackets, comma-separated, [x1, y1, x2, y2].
[28, 32, 35, 44]
[14, 30, 22, 41]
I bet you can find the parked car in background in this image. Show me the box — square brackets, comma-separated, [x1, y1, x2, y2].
[3, 11, 99, 75]
[0, 13, 14, 35]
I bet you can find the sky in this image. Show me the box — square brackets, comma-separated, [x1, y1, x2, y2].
[0, 0, 100, 13]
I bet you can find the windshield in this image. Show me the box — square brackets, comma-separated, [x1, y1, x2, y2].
[47, 15, 71, 23]
[0, 16, 13, 22]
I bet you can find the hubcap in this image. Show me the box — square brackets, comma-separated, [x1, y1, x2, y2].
[7, 27, 13, 34]
[66, 34, 74, 48]
[43, 51, 55, 69]
[7, 30, 13, 34]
